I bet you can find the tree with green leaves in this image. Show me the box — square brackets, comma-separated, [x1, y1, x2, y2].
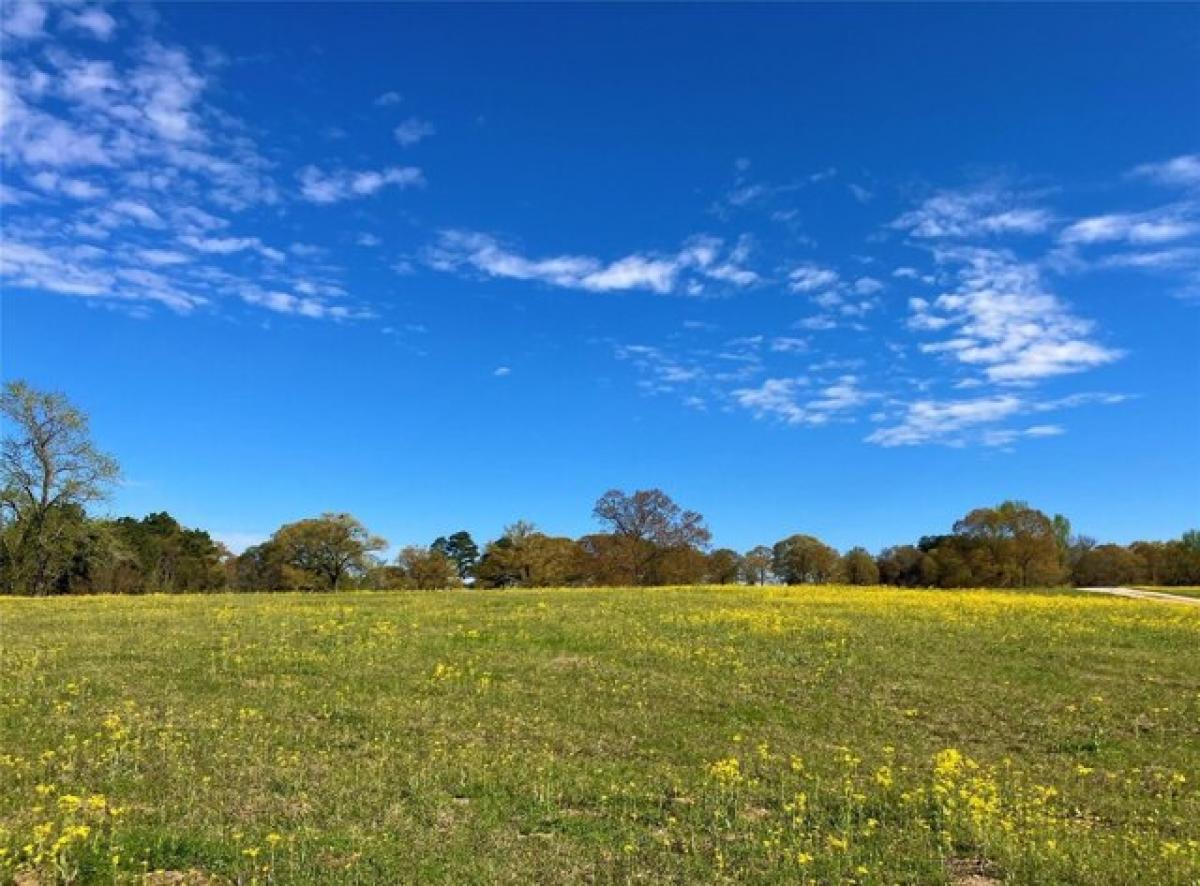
[706, 548, 742, 584]
[431, 530, 480, 580]
[952, 501, 1066, 587]
[772, 534, 840, 585]
[395, 545, 460, 589]
[271, 513, 387, 590]
[841, 546, 880, 585]
[1, 381, 120, 595]
[111, 512, 226, 593]
[475, 522, 583, 588]
[740, 545, 774, 585]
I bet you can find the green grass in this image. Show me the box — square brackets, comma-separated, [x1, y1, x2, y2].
[1, 586, 1198, 884]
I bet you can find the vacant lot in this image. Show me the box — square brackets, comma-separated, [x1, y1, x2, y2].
[1, 587, 1197, 884]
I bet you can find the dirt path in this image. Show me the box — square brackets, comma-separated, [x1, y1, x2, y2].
[1077, 586, 1200, 607]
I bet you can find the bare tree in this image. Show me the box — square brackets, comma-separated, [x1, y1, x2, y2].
[592, 489, 711, 585]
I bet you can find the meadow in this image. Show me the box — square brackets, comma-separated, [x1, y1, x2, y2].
[1, 587, 1197, 885]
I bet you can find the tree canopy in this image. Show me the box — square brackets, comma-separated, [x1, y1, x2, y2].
[3, 381, 1197, 596]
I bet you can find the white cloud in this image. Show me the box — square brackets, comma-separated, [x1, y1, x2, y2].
[112, 198, 163, 226]
[892, 187, 1052, 239]
[179, 234, 281, 261]
[0, 25, 366, 322]
[1132, 154, 1200, 188]
[866, 395, 1024, 446]
[427, 230, 758, 296]
[909, 247, 1122, 383]
[805, 375, 871, 421]
[853, 276, 884, 295]
[373, 91, 402, 107]
[131, 43, 207, 142]
[582, 255, 678, 293]
[615, 344, 706, 394]
[0, 238, 205, 312]
[493, 366, 511, 377]
[298, 164, 424, 203]
[788, 264, 839, 292]
[867, 390, 1128, 447]
[1060, 208, 1199, 245]
[1025, 424, 1065, 437]
[733, 374, 870, 426]
[1, 2, 46, 40]
[63, 7, 117, 40]
[393, 117, 435, 146]
[237, 285, 365, 321]
[769, 336, 808, 353]
[795, 315, 837, 331]
[28, 171, 107, 199]
[1098, 247, 1199, 270]
[137, 248, 190, 266]
[733, 377, 809, 425]
[849, 183, 873, 203]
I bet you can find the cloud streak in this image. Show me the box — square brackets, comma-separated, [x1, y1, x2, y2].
[426, 231, 759, 296]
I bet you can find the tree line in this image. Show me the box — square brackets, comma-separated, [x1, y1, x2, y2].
[3, 380, 1197, 596]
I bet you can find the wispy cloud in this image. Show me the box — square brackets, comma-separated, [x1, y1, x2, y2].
[1132, 154, 1200, 188]
[892, 185, 1051, 239]
[1060, 206, 1199, 245]
[0, 14, 367, 321]
[908, 247, 1122, 383]
[788, 264, 839, 293]
[426, 231, 759, 296]
[297, 165, 424, 203]
[1, 1, 47, 41]
[867, 391, 1126, 447]
[62, 6, 117, 41]
[393, 117, 435, 146]
[733, 374, 871, 426]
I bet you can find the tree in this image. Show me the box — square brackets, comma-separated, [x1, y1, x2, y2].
[950, 501, 1066, 587]
[706, 548, 742, 584]
[740, 545, 773, 585]
[591, 489, 711, 585]
[475, 522, 583, 588]
[431, 530, 480, 581]
[112, 512, 225, 593]
[1072, 544, 1146, 587]
[58, 517, 138, 595]
[1, 381, 119, 594]
[841, 546, 880, 585]
[271, 513, 387, 590]
[1162, 538, 1200, 585]
[395, 545, 460, 589]
[653, 543, 709, 585]
[235, 541, 286, 591]
[1052, 514, 1072, 562]
[876, 545, 924, 586]
[772, 534, 840, 585]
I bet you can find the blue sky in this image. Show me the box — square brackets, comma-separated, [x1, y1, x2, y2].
[2, 3, 1198, 555]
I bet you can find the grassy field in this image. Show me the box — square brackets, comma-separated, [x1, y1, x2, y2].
[1, 587, 1198, 885]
